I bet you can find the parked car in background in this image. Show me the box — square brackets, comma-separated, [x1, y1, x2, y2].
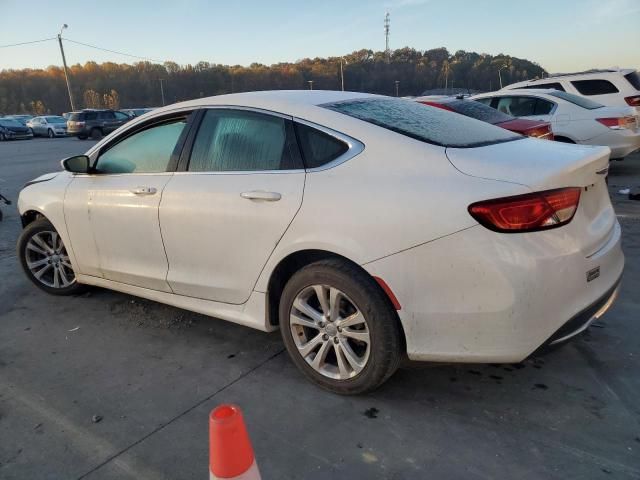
[4, 114, 34, 126]
[415, 96, 554, 140]
[0, 117, 34, 140]
[120, 107, 156, 118]
[27, 116, 68, 138]
[17, 91, 623, 394]
[66, 109, 131, 140]
[504, 69, 640, 113]
[472, 89, 640, 160]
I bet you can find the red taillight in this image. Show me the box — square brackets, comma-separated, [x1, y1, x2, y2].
[624, 95, 640, 107]
[596, 116, 637, 130]
[468, 187, 581, 233]
[524, 124, 554, 140]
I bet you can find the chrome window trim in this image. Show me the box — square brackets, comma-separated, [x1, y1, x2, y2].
[293, 117, 365, 173]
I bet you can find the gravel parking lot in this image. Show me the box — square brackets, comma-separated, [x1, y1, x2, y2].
[1, 137, 639, 479]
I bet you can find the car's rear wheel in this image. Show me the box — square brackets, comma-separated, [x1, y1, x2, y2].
[48, 129, 55, 138]
[17, 219, 85, 296]
[90, 128, 102, 140]
[279, 259, 402, 395]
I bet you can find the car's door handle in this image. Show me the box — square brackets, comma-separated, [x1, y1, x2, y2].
[130, 186, 157, 195]
[240, 191, 282, 202]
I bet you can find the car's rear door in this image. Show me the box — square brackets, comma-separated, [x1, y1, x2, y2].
[64, 111, 194, 290]
[159, 107, 305, 304]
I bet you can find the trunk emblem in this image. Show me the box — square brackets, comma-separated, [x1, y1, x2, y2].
[587, 267, 600, 283]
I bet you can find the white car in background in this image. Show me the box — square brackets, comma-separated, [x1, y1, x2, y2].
[472, 89, 640, 160]
[503, 68, 640, 114]
[16, 91, 623, 394]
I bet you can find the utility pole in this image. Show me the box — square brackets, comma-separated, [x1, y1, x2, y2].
[340, 58, 345, 91]
[395, 80, 399, 97]
[57, 24, 75, 111]
[307, 80, 314, 90]
[159, 79, 166, 106]
[384, 12, 390, 63]
[498, 64, 508, 89]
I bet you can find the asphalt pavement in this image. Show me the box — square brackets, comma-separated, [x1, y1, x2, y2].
[1, 137, 639, 479]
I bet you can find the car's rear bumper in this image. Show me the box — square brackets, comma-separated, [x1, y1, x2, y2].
[363, 220, 624, 363]
[589, 129, 640, 159]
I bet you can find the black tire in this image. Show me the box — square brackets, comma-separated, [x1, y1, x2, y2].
[17, 218, 86, 296]
[48, 129, 55, 138]
[78, 135, 87, 140]
[279, 258, 403, 395]
[90, 128, 103, 140]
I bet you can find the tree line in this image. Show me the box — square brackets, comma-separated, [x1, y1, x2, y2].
[0, 47, 547, 115]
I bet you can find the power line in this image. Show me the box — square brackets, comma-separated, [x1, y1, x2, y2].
[62, 38, 167, 64]
[0, 37, 56, 49]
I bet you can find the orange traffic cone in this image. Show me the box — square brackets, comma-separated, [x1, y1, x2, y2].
[209, 404, 261, 480]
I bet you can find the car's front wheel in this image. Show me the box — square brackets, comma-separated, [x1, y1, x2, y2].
[279, 259, 403, 395]
[17, 219, 85, 295]
[48, 129, 55, 138]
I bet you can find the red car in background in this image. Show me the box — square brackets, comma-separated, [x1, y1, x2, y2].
[415, 96, 554, 140]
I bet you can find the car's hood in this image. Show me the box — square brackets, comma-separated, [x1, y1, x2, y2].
[446, 138, 610, 190]
[3, 125, 29, 133]
[24, 172, 61, 188]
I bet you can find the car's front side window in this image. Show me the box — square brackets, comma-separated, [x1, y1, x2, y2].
[96, 118, 188, 174]
[188, 109, 301, 172]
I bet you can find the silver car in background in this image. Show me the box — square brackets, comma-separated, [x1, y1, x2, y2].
[27, 116, 69, 138]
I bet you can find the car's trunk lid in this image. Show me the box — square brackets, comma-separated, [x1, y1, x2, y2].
[446, 138, 614, 256]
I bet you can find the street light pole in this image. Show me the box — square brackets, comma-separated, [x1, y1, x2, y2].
[498, 64, 508, 89]
[340, 58, 345, 91]
[159, 78, 166, 106]
[394, 80, 399, 97]
[57, 24, 75, 111]
[307, 80, 314, 90]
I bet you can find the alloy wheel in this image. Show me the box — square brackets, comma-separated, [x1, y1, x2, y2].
[289, 285, 371, 380]
[24, 230, 75, 288]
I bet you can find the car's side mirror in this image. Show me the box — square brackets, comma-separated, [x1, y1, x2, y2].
[61, 155, 91, 174]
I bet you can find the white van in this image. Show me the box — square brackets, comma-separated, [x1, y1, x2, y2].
[503, 69, 640, 114]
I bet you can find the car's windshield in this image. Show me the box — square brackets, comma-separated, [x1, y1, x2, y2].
[442, 100, 514, 124]
[0, 118, 22, 127]
[45, 116, 66, 123]
[546, 91, 603, 109]
[323, 97, 521, 148]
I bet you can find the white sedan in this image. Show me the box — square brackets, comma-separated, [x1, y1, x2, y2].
[17, 91, 624, 394]
[472, 89, 640, 159]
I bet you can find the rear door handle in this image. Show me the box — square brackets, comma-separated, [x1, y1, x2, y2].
[240, 191, 282, 202]
[130, 186, 157, 195]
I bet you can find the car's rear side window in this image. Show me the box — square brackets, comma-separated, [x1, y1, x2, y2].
[295, 123, 348, 169]
[624, 71, 640, 90]
[571, 79, 619, 95]
[323, 98, 520, 148]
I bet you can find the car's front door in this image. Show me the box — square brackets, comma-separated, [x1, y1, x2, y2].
[160, 108, 306, 304]
[64, 113, 192, 291]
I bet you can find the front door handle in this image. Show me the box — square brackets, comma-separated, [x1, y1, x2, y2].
[130, 186, 157, 196]
[240, 191, 282, 202]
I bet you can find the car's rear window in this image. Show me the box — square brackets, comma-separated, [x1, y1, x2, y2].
[624, 71, 640, 90]
[69, 112, 84, 121]
[441, 100, 514, 125]
[323, 98, 520, 148]
[546, 91, 603, 109]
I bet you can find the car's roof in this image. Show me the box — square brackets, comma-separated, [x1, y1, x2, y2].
[507, 68, 636, 87]
[476, 88, 557, 97]
[154, 90, 379, 117]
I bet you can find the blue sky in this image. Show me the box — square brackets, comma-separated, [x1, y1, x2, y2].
[1, 0, 639, 72]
